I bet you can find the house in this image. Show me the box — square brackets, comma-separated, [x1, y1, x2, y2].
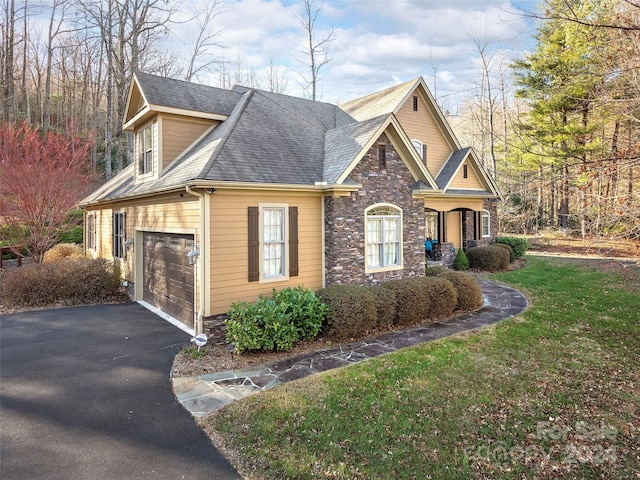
[79, 72, 501, 335]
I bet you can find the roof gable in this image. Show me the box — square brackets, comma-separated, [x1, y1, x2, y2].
[436, 147, 501, 197]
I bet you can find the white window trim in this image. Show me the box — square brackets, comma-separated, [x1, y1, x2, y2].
[481, 210, 491, 238]
[411, 139, 423, 159]
[86, 213, 97, 250]
[365, 203, 403, 274]
[113, 211, 126, 260]
[136, 121, 155, 180]
[258, 203, 289, 283]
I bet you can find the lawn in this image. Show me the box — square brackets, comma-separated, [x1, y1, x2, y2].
[203, 256, 640, 479]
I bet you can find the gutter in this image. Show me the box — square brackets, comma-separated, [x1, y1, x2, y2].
[185, 185, 206, 335]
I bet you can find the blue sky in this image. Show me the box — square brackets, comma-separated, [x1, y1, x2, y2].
[173, 0, 539, 110]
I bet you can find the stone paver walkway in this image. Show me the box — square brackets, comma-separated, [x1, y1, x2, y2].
[172, 279, 528, 418]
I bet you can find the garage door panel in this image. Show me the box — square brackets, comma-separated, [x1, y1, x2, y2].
[143, 233, 194, 329]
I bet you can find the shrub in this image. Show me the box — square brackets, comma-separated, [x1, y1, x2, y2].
[272, 286, 328, 341]
[466, 245, 510, 272]
[424, 265, 450, 277]
[495, 236, 529, 258]
[438, 271, 484, 312]
[492, 242, 515, 262]
[225, 287, 328, 353]
[382, 278, 430, 327]
[1, 258, 124, 308]
[43, 243, 86, 263]
[453, 248, 469, 270]
[367, 284, 397, 330]
[58, 226, 84, 244]
[421, 277, 458, 321]
[317, 285, 377, 342]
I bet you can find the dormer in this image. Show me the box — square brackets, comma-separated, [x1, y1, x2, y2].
[122, 72, 243, 184]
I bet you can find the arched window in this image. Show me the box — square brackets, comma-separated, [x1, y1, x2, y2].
[411, 139, 427, 163]
[366, 204, 402, 271]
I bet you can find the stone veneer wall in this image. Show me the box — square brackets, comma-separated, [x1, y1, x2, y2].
[324, 133, 425, 286]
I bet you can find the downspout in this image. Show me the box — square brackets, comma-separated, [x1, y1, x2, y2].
[185, 185, 206, 335]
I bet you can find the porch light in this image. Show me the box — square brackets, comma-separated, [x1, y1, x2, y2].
[187, 245, 200, 265]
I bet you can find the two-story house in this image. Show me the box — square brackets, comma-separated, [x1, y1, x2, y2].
[80, 72, 501, 335]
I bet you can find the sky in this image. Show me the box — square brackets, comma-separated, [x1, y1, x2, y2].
[172, 0, 540, 112]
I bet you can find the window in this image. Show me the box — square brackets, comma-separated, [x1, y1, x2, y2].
[113, 212, 126, 259]
[481, 210, 490, 237]
[366, 205, 402, 271]
[137, 124, 154, 175]
[263, 207, 286, 278]
[425, 210, 437, 240]
[86, 214, 96, 250]
[463, 163, 468, 179]
[378, 144, 386, 168]
[412, 95, 418, 111]
[248, 205, 299, 282]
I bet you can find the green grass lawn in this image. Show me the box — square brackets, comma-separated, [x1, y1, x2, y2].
[204, 256, 640, 479]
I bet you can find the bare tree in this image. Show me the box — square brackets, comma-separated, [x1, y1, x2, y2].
[294, 0, 335, 101]
[264, 57, 289, 94]
[183, 0, 224, 82]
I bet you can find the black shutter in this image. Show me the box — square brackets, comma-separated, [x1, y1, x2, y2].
[289, 206, 299, 277]
[248, 207, 259, 282]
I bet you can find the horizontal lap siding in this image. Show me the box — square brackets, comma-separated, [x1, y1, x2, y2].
[424, 198, 484, 211]
[209, 191, 323, 315]
[161, 115, 217, 170]
[396, 95, 453, 177]
[449, 167, 485, 190]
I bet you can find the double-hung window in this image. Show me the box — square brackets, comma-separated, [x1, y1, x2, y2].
[481, 210, 490, 238]
[113, 212, 126, 259]
[262, 206, 286, 278]
[86, 214, 96, 250]
[366, 205, 402, 271]
[137, 124, 153, 176]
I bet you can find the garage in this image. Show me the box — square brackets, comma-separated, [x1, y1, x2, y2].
[142, 232, 195, 329]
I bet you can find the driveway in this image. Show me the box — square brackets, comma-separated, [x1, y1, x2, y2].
[0, 303, 240, 480]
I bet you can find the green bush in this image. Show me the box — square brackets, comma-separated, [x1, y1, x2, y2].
[1, 258, 124, 308]
[368, 284, 397, 330]
[466, 245, 510, 272]
[317, 285, 377, 342]
[272, 286, 328, 341]
[453, 248, 469, 270]
[58, 226, 84, 244]
[438, 271, 484, 312]
[225, 287, 328, 353]
[495, 236, 529, 258]
[492, 242, 515, 262]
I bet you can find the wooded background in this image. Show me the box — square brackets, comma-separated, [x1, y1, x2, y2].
[1, 0, 639, 242]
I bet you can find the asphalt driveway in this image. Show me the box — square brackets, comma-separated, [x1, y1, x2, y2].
[0, 303, 240, 480]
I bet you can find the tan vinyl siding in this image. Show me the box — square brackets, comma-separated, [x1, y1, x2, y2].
[448, 164, 485, 190]
[86, 195, 200, 286]
[447, 210, 462, 249]
[160, 115, 217, 170]
[396, 94, 453, 177]
[208, 191, 323, 315]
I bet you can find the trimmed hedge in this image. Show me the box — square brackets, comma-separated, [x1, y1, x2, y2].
[466, 245, 510, 272]
[383, 278, 432, 327]
[425, 265, 450, 277]
[368, 284, 397, 330]
[317, 285, 377, 342]
[1, 258, 124, 307]
[439, 271, 484, 312]
[421, 276, 458, 321]
[492, 242, 515, 263]
[495, 236, 529, 258]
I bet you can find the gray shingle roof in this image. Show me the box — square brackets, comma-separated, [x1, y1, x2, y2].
[135, 71, 242, 115]
[436, 147, 471, 189]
